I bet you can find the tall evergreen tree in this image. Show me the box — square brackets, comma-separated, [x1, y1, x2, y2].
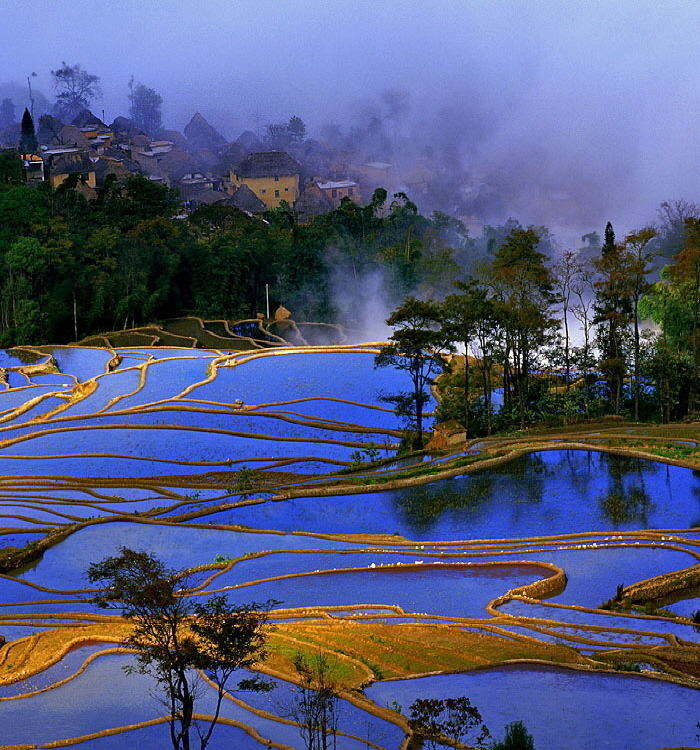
[18, 109, 38, 154]
[603, 221, 616, 255]
[594, 222, 634, 414]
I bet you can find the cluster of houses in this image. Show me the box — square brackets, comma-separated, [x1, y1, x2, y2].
[6, 107, 419, 220]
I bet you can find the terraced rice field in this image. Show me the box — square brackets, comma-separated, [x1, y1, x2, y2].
[0, 343, 697, 749]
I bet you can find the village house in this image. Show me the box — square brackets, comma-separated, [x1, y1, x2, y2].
[41, 146, 97, 189]
[230, 151, 300, 209]
[20, 153, 45, 183]
[313, 179, 361, 207]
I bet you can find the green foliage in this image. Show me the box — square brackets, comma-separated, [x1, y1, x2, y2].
[408, 696, 490, 750]
[227, 466, 261, 498]
[490, 720, 535, 750]
[18, 109, 38, 154]
[0, 151, 23, 188]
[349, 442, 381, 464]
[0, 181, 459, 346]
[375, 296, 451, 447]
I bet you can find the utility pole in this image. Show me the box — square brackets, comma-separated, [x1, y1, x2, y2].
[27, 72, 37, 118]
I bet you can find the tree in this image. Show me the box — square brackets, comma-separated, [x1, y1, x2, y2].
[86, 547, 275, 750]
[290, 651, 340, 750]
[441, 279, 492, 437]
[264, 121, 292, 150]
[0, 151, 23, 188]
[570, 261, 596, 417]
[375, 296, 451, 448]
[288, 115, 306, 142]
[593, 223, 635, 414]
[408, 697, 490, 750]
[552, 250, 584, 389]
[128, 77, 163, 136]
[655, 199, 700, 263]
[489, 229, 556, 428]
[490, 720, 535, 750]
[51, 62, 101, 122]
[18, 108, 38, 154]
[623, 227, 656, 420]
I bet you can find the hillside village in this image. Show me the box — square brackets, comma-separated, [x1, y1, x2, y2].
[1, 106, 421, 221]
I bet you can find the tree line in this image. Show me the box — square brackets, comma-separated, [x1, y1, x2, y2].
[377, 215, 700, 443]
[0, 158, 468, 345]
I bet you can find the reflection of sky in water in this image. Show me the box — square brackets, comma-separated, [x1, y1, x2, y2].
[500, 599, 700, 642]
[0, 346, 697, 748]
[58, 368, 142, 417]
[0, 427, 358, 473]
[366, 666, 700, 750]
[49, 347, 114, 382]
[228, 563, 548, 618]
[190, 351, 436, 412]
[104, 357, 214, 410]
[230, 451, 700, 539]
[0, 653, 396, 749]
[0, 385, 61, 411]
[15, 523, 356, 589]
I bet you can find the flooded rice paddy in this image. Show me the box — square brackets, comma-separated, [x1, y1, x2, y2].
[0, 345, 696, 748]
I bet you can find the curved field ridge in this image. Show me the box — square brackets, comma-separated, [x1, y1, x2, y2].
[0, 344, 696, 748]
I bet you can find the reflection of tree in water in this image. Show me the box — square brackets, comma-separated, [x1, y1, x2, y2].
[390, 455, 547, 533]
[688, 469, 700, 528]
[597, 454, 656, 527]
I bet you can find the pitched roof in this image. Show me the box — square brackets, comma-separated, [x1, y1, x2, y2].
[228, 184, 266, 213]
[184, 112, 227, 150]
[49, 152, 95, 175]
[72, 109, 107, 129]
[233, 151, 300, 178]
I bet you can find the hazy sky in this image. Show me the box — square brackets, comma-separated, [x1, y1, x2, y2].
[2, 0, 700, 235]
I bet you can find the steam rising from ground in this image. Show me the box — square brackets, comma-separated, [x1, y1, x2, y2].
[330, 262, 392, 343]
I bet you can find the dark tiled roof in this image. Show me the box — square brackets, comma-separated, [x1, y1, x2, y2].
[228, 184, 266, 213]
[109, 116, 145, 137]
[233, 151, 300, 178]
[184, 113, 226, 150]
[72, 109, 107, 129]
[49, 152, 95, 175]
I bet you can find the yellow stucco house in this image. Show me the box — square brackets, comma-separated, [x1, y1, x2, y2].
[43, 148, 97, 189]
[230, 151, 300, 209]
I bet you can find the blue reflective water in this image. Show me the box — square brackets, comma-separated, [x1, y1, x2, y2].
[189, 351, 436, 412]
[57, 368, 142, 417]
[365, 665, 700, 750]
[232, 563, 548, 617]
[0, 425, 363, 467]
[105, 357, 214, 410]
[49, 347, 114, 382]
[16, 522, 356, 589]
[230, 451, 700, 539]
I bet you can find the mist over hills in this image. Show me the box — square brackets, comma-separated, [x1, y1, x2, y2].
[0, 0, 699, 242]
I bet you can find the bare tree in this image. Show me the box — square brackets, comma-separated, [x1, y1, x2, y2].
[290, 651, 341, 750]
[87, 547, 275, 750]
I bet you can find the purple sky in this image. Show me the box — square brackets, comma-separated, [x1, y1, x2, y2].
[2, 0, 699, 235]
